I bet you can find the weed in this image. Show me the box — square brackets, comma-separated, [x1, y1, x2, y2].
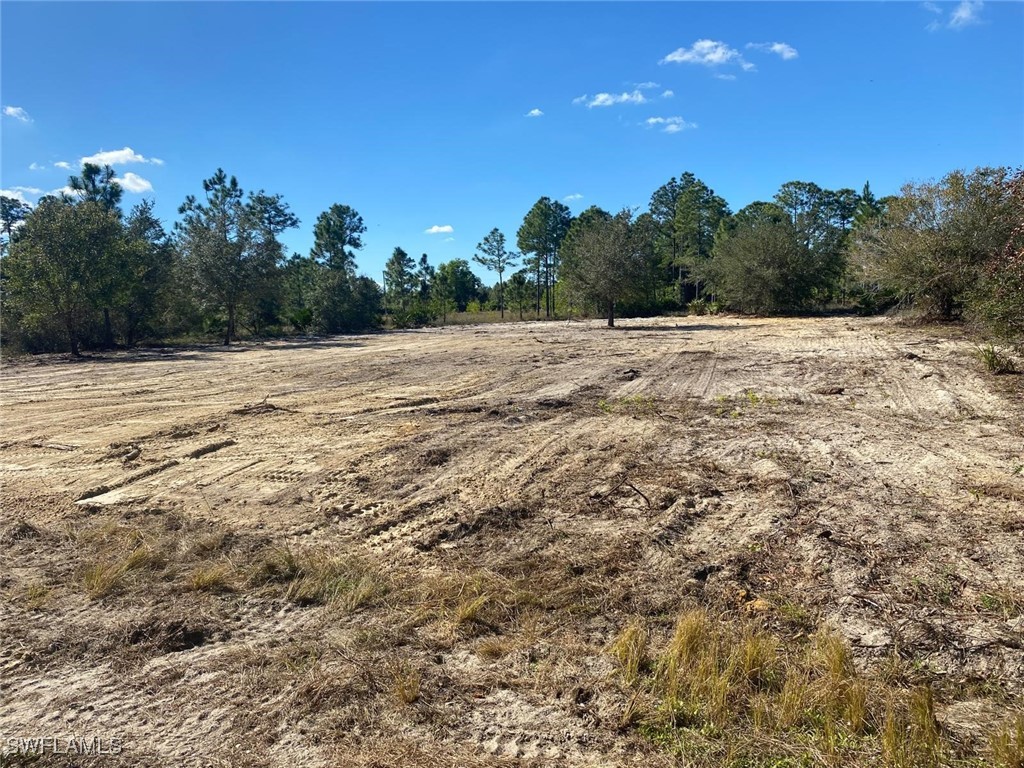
[990, 713, 1024, 768]
[610, 618, 649, 686]
[597, 395, 657, 417]
[977, 344, 1018, 374]
[978, 587, 1024, 619]
[23, 582, 51, 609]
[392, 661, 422, 705]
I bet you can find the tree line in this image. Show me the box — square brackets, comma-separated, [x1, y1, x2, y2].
[1, 163, 1020, 354]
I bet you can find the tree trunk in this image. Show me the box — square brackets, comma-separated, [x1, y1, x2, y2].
[499, 275, 504, 319]
[535, 260, 541, 316]
[225, 304, 235, 345]
[103, 308, 114, 349]
[66, 315, 81, 356]
[545, 257, 552, 318]
[607, 300, 615, 328]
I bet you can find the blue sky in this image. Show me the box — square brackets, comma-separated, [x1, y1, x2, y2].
[2, 1, 1022, 282]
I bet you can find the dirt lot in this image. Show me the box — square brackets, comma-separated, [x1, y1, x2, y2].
[1, 316, 1022, 767]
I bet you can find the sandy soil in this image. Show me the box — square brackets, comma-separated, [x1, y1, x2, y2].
[1, 315, 1021, 766]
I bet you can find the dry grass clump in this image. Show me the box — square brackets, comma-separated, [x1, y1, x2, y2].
[391, 660, 422, 705]
[414, 559, 606, 639]
[81, 534, 171, 598]
[245, 547, 387, 608]
[990, 714, 1024, 768]
[72, 516, 387, 611]
[613, 608, 1008, 766]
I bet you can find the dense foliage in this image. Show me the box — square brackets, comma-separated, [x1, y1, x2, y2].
[1, 163, 1020, 354]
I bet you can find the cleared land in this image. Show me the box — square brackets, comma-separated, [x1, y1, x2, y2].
[1, 316, 1022, 767]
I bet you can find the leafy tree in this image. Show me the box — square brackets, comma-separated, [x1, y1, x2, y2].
[415, 254, 434, 301]
[177, 169, 299, 344]
[435, 258, 482, 312]
[517, 197, 571, 317]
[504, 270, 534, 320]
[970, 169, 1023, 342]
[473, 228, 517, 318]
[4, 198, 122, 354]
[773, 181, 857, 304]
[853, 181, 883, 229]
[649, 177, 682, 292]
[850, 167, 1016, 320]
[69, 163, 124, 212]
[118, 199, 175, 346]
[281, 254, 318, 332]
[1, 196, 32, 256]
[309, 204, 367, 333]
[65, 163, 128, 346]
[703, 202, 825, 313]
[672, 174, 729, 299]
[310, 204, 365, 272]
[431, 268, 456, 324]
[560, 208, 649, 327]
[384, 247, 416, 313]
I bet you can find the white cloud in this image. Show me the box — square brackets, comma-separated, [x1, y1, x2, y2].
[3, 106, 31, 123]
[644, 116, 698, 134]
[29, 162, 45, 171]
[50, 186, 84, 199]
[564, 193, 583, 202]
[425, 225, 454, 234]
[747, 42, 799, 60]
[635, 81, 660, 90]
[922, 1, 942, 13]
[114, 172, 153, 194]
[574, 90, 647, 108]
[54, 161, 72, 170]
[1, 189, 31, 204]
[662, 89, 674, 98]
[661, 39, 753, 71]
[79, 146, 161, 166]
[714, 73, 737, 81]
[949, 0, 983, 28]
[443, 237, 455, 242]
[526, 108, 544, 117]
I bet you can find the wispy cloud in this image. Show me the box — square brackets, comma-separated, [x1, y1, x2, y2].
[660, 39, 755, 72]
[28, 162, 44, 171]
[54, 161, 72, 170]
[634, 81, 660, 90]
[563, 193, 584, 202]
[573, 90, 647, 108]
[925, 0, 984, 30]
[714, 74, 737, 81]
[644, 116, 698, 134]
[114, 172, 153, 194]
[3, 106, 31, 123]
[425, 225, 454, 235]
[949, 0, 983, 28]
[443, 237, 455, 242]
[661, 89, 675, 99]
[526, 108, 544, 118]
[79, 146, 162, 166]
[747, 42, 799, 60]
